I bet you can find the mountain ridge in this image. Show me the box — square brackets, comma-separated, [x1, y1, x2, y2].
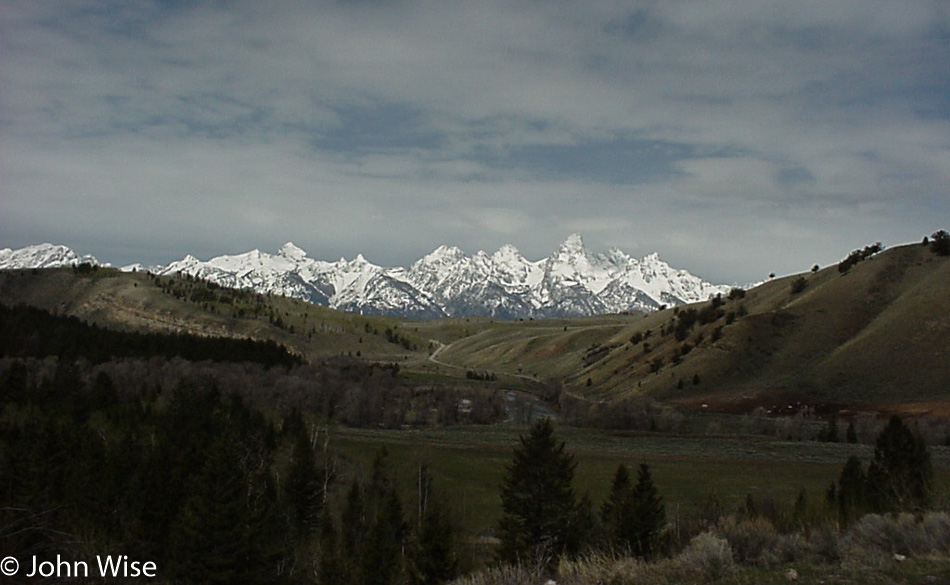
[0, 236, 729, 319]
[2, 239, 948, 415]
[431, 241, 950, 415]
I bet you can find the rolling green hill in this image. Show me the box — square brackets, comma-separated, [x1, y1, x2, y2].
[0, 266, 430, 365]
[2, 240, 948, 416]
[433, 242, 950, 415]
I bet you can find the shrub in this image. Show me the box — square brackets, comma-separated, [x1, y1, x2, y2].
[808, 527, 841, 563]
[846, 512, 950, 557]
[556, 552, 644, 585]
[697, 304, 722, 325]
[678, 532, 734, 580]
[446, 563, 539, 585]
[838, 242, 884, 273]
[716, 517, 781, 566]
[931, 230, 950, 256]
[727, 287, 746, 300]
[790, 276, 808, 294]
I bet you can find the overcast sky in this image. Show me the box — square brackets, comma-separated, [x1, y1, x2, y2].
[2, 0, 948, 284]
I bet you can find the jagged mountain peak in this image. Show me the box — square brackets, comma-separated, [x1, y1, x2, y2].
[350, 253, 373, 266]
[418, 245, 467, 265]
[605, 246, 632, 262]
[1, 237, 730, 319]
[493, 243, 523, 259]
[553, 233, 589, 259]
[279, 242, 308, 260]
[0, 243, 102, 270]
[561, 232, 586, 249]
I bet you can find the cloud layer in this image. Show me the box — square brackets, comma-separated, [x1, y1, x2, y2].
[2, 0, 949, 283]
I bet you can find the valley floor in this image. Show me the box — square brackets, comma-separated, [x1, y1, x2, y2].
[333, 424, 950, 538]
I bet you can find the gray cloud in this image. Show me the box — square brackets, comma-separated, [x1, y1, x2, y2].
[2, 0, 949, 284]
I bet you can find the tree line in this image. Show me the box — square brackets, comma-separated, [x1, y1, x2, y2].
[0, 302, 301, 367]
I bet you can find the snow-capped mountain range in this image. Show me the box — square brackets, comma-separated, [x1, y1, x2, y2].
[0, 235, 731, 319]
[0, 244, 101, 271]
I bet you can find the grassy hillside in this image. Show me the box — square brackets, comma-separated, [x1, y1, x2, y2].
[2, 240, 947, 415]
[434, 242, 950, 415]
[0, 266, 431, 365]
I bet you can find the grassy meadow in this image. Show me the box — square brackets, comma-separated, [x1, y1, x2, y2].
[331, 423, 950, 540]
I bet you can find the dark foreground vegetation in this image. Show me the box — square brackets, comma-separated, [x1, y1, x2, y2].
[0, 364, 476, 584]
[459, 416, 947, 585]
[0, 304, 507, 584]
[3, 341, 948, 585]
[2, 236, 950, 585]
[0, 358, 466, 585]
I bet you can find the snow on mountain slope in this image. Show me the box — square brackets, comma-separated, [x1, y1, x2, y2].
[2, 237, 731, 319]
[0, 243, 102, 270]
[490, 244, 544, 290]
[159, 245, 338, 307]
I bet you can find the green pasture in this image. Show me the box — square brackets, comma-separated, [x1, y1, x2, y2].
[332, 424, 950, 539]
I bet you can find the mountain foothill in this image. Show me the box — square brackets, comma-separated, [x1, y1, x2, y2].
[1, 232, 948, 416]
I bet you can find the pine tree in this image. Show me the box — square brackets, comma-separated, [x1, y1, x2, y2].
[318, 512, 344, 585]
[837, 455, 867, 525]
[362, 486, 407, 585]
[338, 450, 410, 585]
[570, 492, 599, 556]
[846, 421, 858, 444]
[0, 360, 28, 403]
[408, 466, 459, 585]
[169, 436, 273, 585]
[630, 463, 665, 559]
[818, 418, 839, 443]
[791, 488, 808, 531]
[496, 418, 579, 570]
[867, 415, 933, 512]
[285, 427, 322, 538]
[339, 479, 366, 583]
[601, 464, 635, 552]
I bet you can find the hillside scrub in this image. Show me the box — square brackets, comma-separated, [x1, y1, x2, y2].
[931, 229, 950, 256]
[452, 513, 950, 585]
[837, 242, 884, 273]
